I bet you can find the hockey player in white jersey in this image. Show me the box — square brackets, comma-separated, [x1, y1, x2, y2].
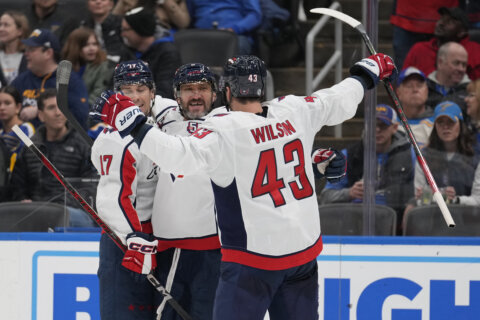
[152, 63, 222, 320]
[91, 53, 396, 319]
[91, 60, 176, 320]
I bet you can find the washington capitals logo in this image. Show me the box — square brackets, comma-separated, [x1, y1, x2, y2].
[187, 122, 199, 134]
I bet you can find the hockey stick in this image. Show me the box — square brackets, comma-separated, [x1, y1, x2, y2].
[56, 60, 93, 147]
[310, 8, 456, 227]
[11, 125, 193, 320]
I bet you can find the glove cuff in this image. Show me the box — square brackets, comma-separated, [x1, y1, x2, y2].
[115, 106, 147, 138]
[349, 65, 375, 90]
[126, 231, 155, 241]
[131, 120, 153, 147]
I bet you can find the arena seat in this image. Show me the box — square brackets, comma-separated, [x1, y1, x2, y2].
[174, 29, 238, 67]
[403, 204, 480, 236]
[0, 201, 69, 232]
[174, 28, 275, 103]
[1, 0, 87, 15]
[318, 203, 397, 236]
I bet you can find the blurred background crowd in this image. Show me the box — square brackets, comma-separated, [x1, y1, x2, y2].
[0, 0, 479, 235]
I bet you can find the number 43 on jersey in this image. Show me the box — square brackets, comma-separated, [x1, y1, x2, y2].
[251, 139, 313, 207]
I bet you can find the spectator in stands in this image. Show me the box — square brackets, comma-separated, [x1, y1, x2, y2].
[466, 78, 480, 124]
[111, 0, 137, 15]
[451, 159, 480, 206]
[256, 0, 300, 68]
[319, 104, 414, 233]
[24, 0, 75, 41]
[0, 86, 35, 195]
[0, 86, 34, 156]
[390, 0, 458, 70]
[61, 27, 112, 106]
[396, 67, 434, 148]
[61, 0, 126, 62]
[11, 28, 89, 129]
[403, 6, 480, 80]
[10, 88, 96, 227]
[0, 11, 30, 87]
[464, 0, 480, 30]
[426, 41, 470, 111]
[120, 7, 182, 98]
[185, 0, 262, 55]
[404, 101, 477, 221]
[113, 0, 190, 33]
[465, 78, 480, 156]
[154, 0, 190, 30]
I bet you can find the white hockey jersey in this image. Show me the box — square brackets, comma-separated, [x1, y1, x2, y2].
[92, 127, 158, 245]
[152, 105, 220, 251]
[138, 78, 365, 270]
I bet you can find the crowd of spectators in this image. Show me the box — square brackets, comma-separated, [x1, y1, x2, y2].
[0, 10, 29, 86]
[0, 0, 298, 228]
[319, 104, 415, 234]
[404, 102, 479, 221]
[0, 1, 479, 233]
[321, 3, 480, 235]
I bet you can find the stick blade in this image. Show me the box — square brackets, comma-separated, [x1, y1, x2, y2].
[432, 192, 456, 227]
[57, 60, 72, 88]
[310, 8, 362, 29]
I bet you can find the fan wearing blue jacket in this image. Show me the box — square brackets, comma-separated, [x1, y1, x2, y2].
[186, 0, 262, 55]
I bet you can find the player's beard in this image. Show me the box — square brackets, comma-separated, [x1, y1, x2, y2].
[182, 98, 212, 119]
[184, 107, 208, 119]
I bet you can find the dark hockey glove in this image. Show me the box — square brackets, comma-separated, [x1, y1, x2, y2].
[312, 148, 346, 183]
[122, 232, 158, 274]
[350, 53, 397, 89]
[90, 90, 146, 137]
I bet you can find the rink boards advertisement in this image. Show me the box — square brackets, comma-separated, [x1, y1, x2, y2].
[0, 233, 479, 320]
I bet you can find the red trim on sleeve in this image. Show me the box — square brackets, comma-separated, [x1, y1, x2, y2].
[119, 149, 142, 232]
[220, 236, 323, 271]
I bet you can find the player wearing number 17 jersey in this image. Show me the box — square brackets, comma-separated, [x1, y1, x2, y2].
[91, 53, 397, 319]
[91, 60, 177, 320]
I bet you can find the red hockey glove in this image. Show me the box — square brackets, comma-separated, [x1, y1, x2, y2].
[122, 232, 158, 274]
[312, 148, 346, 183]
[350, 53, 397, 89]
[90, 90, 146, 137]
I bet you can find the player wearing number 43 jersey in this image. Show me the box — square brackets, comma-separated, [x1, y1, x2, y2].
[91, 53, 397, 319]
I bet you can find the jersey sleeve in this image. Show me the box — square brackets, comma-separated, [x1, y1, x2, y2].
[151, 96, 180, 127]
[139, 122, 222, 177]
[272, 77, 364, 136]
[308, 77, 365, 132]
[92, 132, 145, 244]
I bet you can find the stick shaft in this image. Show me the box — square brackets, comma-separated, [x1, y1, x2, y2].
[11, 125, 193, 320]
[13, 125, 124, 246]
[357, 31, 455, 227]
[56, 60, 93, 147]
[309, 8, 455, 227]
